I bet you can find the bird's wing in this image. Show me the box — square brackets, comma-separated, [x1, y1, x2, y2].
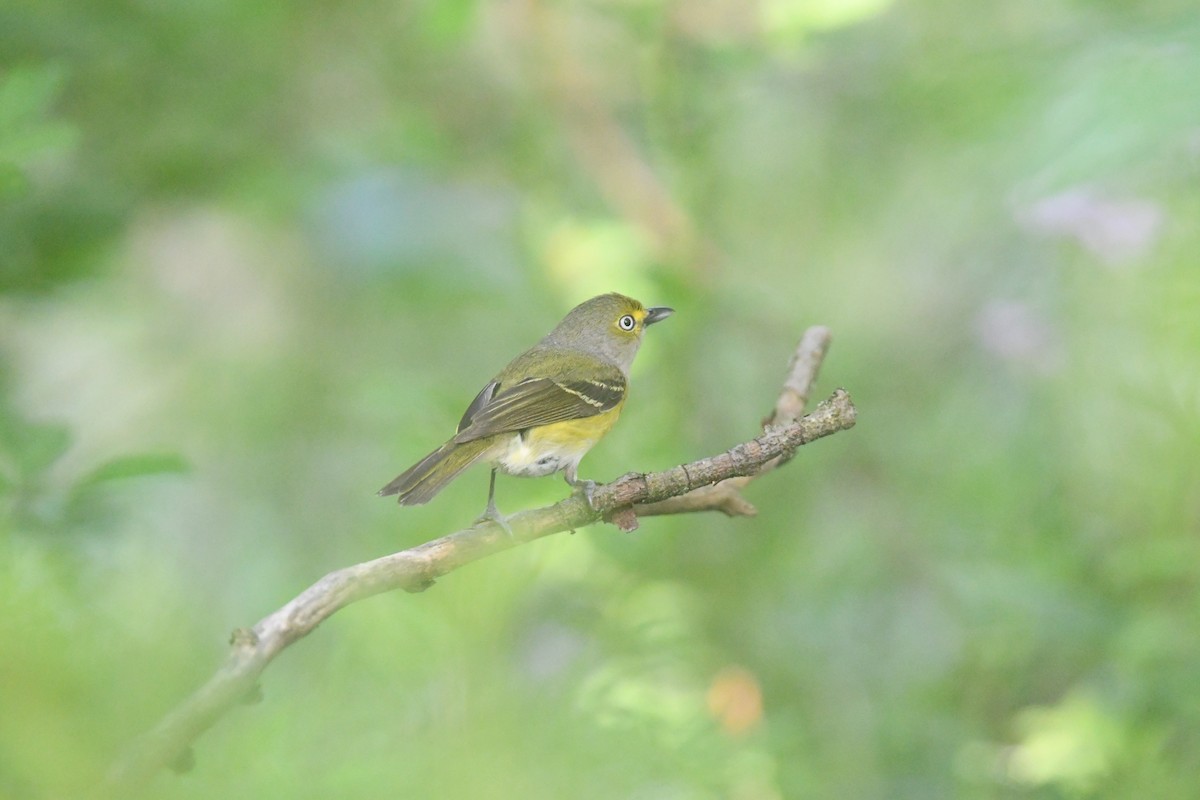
[457, 380, 499, 435]
[452, 365, 626, 444]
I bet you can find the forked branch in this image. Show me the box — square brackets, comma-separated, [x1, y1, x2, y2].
[103, 326, 855, 797]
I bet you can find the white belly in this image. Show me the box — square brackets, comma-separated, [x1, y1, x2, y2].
[494, 434, 589, 478]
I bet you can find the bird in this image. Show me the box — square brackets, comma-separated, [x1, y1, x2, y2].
[378, 292, 673, 526]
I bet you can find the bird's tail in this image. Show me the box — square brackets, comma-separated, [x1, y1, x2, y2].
[378, 438, 493, 505]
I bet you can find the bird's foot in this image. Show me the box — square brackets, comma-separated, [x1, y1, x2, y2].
[475, 502, 514, 538]
[571, 479, 597, 510]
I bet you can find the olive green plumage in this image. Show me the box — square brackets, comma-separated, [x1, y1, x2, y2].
[379, 293, 673, 519]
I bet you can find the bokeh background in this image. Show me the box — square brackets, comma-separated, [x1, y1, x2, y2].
[3, 0, 1200, 797]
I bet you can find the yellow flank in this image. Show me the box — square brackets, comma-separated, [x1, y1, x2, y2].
[534, 405, 622, 448]
[494, 403, 623, 478]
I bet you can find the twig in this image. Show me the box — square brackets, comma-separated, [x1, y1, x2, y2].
[635, 325, 832, 520]
[102, 328, 856, 797]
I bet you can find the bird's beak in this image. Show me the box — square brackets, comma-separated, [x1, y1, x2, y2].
[644, 306, 674, 326]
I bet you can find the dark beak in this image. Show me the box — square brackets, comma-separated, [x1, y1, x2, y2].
[645, 306, 674, 326]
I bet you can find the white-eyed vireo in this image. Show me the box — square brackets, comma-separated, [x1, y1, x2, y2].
[379, 292, 673, 523]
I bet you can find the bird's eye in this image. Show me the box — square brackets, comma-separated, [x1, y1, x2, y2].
[618, 314, 636, 331]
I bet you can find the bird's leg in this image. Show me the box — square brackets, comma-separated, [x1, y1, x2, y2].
[564, 464, 597, 510]
[475, 468, 513, 537]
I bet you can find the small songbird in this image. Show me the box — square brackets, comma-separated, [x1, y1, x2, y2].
[379, 292, 673, 524]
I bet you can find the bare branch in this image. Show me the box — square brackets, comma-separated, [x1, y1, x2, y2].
[102, 328, 856, 797]
[772, 325, 832, 427]
[634, 325, 833, 519]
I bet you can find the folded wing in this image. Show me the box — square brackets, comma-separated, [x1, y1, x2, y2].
[453, 369, 626, 444]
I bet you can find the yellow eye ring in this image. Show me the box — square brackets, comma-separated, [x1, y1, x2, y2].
[617, 314, 636, 331]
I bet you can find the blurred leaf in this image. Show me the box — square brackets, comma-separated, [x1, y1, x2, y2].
[1008, 691, 1126, 794]
[77, 453, 190, 487]
[56, 454, 189, 539]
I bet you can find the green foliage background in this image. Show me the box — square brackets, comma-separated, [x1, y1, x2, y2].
[3, 0, 1200, 797]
